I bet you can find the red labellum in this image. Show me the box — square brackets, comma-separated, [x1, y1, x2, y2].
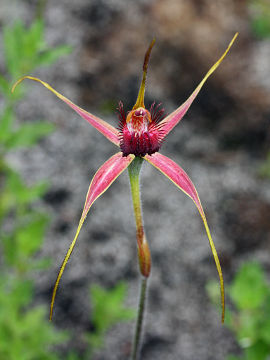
[118, 102, 165, 157]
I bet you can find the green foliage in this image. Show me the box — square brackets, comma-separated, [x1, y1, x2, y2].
[0, 278, 68, 360]
[1, 116, 55, 150]
[85, 282, 136, 356]
[0, 167, 48, 218]
[229, 263, 268, 310]
[0, 18, 69, 153]
[207, 262, 270, 360]
[0, 15, 135, 360]
[2, 18, 71, 83]
[249, 0, 270, 39]
[0, 14, 77, 360]
[0, 169, 73, 360]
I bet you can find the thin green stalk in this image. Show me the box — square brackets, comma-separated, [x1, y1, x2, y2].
[128, 157, 151, 360]
[131, 277, 147, 360]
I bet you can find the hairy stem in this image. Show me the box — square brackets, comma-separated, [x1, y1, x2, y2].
[131, 277, 148, 360]
[128, 157, 151, 360]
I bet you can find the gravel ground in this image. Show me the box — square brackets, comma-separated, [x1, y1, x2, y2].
[1, 1, 270, 359]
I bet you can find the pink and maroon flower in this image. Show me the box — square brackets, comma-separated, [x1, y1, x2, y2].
[12, 33, 238, 321]
[118, 102, 165, 157]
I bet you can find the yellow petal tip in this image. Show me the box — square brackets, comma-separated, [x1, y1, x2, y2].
[11, 77, 25, 93]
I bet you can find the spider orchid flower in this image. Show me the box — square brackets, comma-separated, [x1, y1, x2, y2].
[12, 33, 238, 323]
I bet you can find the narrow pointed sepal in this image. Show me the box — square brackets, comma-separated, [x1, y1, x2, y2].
[12, 76, 120, 146]
[159, 33, 238, 140]
[145, 152, 225, 322]
[50, 152, 134, 320]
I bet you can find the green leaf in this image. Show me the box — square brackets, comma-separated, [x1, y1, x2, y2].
[3, 21, 24, 77]
[37, 45, 72, 66]
[259, 317, 270, 344]
[0, 74, 10, 96]
[229, 263, 268, 310]
[24, 19, 45, 59]
[87, 332, 103, 351]
[10, 280, 34, 309]
[7, 170, 49, 206]
[90, 282, 135, 332]
[0, 278, 33, 311]
[245, 340, 269, 360]
[249, 0, 270, 39]
[16, 213, 49, 257]
[0, 17, 79, 360]
[86, 282, 135, 354]
[0, 184, 14, 220]
[252, 17, 270, 39]
[0, 305, 67, 360]
[2, 234, 17, 266]
[0, 107, 14, 143]
[66, 352, 81, 360]
[0, 275, 71, 360]
[6, 121, 55, 149]
[2, 18, 71, 79]
[2, 213, 49, 268]
[237, 311, 259, 346]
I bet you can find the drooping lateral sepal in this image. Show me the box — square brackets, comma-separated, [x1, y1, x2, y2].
[49, 152, 134, 320]
[12, 76, 120, 146]
[145, 152, 225, 322]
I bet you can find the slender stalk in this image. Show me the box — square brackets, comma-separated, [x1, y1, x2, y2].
[131, 277, 147, 360]
[128, 157, 151, 360]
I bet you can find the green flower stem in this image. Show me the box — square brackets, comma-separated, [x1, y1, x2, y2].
[131, 277, 147, 360]
[128, 157, 144, 237]
[128, 157, 151, 360]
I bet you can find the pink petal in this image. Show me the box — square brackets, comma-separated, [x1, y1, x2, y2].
[145, 152, 225, 322]
[159, 33, 238, 140]
[50, 152, 134, 319]
[12, 76, 120, 146]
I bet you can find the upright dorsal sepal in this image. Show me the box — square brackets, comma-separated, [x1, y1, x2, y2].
[133, 38, 156, 110]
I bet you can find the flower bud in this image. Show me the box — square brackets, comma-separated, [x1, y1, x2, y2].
[137, 240, 151, 278]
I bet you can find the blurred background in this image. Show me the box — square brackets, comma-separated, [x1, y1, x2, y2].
[0, 0, 270, 359]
